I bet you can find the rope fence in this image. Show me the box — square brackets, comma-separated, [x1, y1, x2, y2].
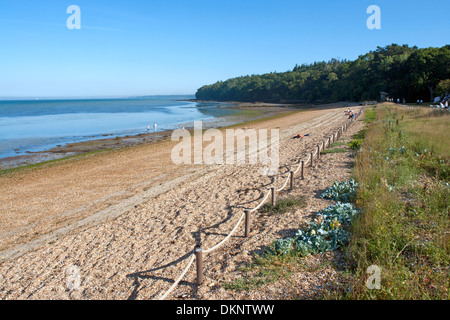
[156, 107, 365, 300]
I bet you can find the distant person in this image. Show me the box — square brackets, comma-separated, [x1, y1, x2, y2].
[147, 125, 150, 132]
[420, 100, 423, 105]
[293, 133, 310, 139]
[153, 122, 157, 132]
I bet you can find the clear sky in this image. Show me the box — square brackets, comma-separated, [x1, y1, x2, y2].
[0, 0, 449, 99]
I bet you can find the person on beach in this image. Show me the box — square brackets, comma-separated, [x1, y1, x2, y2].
[147, 125, 150, 132]
[293, 133, 310, 139]
[153, 122, 157, 132]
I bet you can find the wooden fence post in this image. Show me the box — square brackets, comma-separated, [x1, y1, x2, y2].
[301, 160, 304, 180]
[244, 210, 251, 238]
[290, 171, 294, 190]
[310, 152, 314, 167]
[195, 248, 203, 286]
[271, 187, 276, 207]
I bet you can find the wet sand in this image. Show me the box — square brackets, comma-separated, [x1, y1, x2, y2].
[0, 103, 294, 170]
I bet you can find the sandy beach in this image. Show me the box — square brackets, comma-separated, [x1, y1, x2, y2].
[0, 102, 364, 300]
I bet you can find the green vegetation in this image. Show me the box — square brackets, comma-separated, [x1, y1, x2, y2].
[224, 105, 449, 300]
[320, 179, 359, 203]
[320, 148, 347, 155]
[0, 148, 114, 176]
[222, 254, 298, 291]
[330, 141, 348, 147]
[348, 140, 362, 151]
[260, 196, 307, 215]
[196, 44, 450, 104]
[364, 108, 377, 123]
[270, 201, 360, 257]
[340, 104, 449, 299]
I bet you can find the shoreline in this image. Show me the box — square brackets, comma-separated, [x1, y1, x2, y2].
[0, 102, 299, 171]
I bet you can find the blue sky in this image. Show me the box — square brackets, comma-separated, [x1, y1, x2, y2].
[0, 0, 449, 98]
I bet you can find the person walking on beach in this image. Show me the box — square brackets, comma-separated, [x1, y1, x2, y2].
[147, 125, 150, 132]
[153, 122, 157, 132]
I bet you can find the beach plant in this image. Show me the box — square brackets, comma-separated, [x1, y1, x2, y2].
[320, 179, 359, 202]
[271, 202, 360, 257]
[348, 139, 362, 151]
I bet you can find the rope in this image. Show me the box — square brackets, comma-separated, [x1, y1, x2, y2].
[276, 173, 291, 192]
[158, 253, 195, 300]
[247, 189, 272, 213]
[203, 212, 246, 254]
[293, 159, 302, 174]
[304, 153, 311, 166]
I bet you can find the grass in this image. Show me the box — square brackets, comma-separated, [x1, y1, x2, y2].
[221, 254, 300, 291]
[227, 109, 264, 118]
[364, 107, 377, 123]
[337, 104, 450, 299]
[259, 196, 307, 215]
[321, 148, 347, 155]
[330, 141, 348, 147]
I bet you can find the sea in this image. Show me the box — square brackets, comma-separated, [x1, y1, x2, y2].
[0, 95, 237, 159]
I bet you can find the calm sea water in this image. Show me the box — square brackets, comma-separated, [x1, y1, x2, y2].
[0, 95, 237, 159]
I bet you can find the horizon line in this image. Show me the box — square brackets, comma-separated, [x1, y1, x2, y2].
[0, 94, 196, 101]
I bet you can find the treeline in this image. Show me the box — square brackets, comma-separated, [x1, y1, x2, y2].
[195, 44, 450, 103]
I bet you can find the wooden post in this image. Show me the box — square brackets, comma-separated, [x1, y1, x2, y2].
[317, 145, 320, 160]
[323, 140, 326, 151]
[301, 160, 304, 180]
[244, 210, 251, 238]
[195, 248, 203, 286]
[290, 171, 294, 190]
[310, 152, 314, 167]
[271, 187, 276, 207]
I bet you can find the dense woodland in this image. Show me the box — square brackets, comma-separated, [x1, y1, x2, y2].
[195, 44, 450, 103]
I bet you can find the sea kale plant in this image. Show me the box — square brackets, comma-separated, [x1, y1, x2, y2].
[272, 201, 360, 257]
[320, 179, 359, 202]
